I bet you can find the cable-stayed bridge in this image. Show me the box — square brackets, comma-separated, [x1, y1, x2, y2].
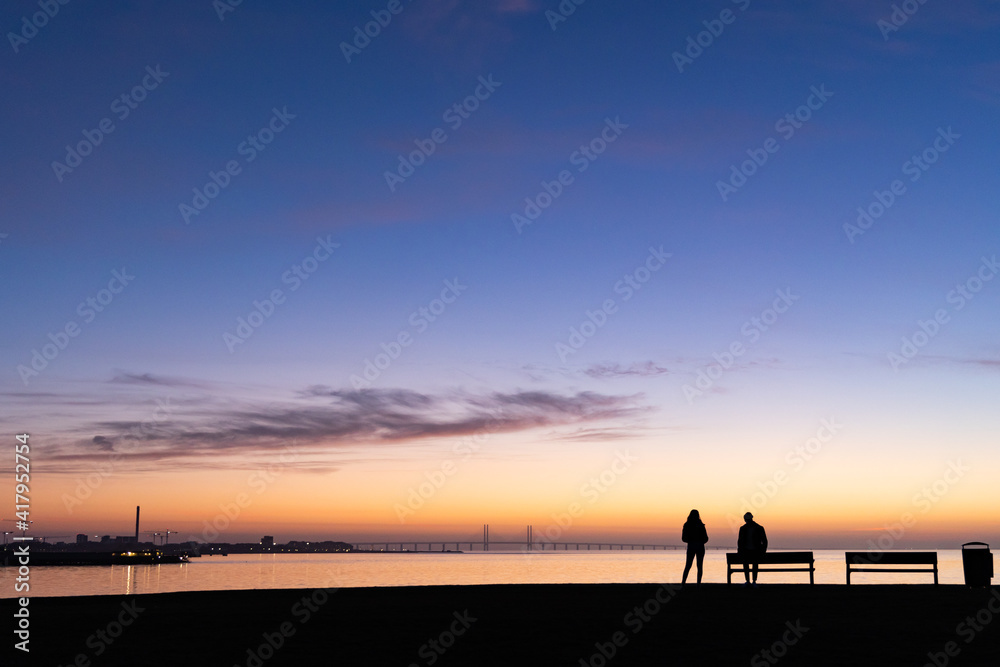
[351, 524, 732, 552]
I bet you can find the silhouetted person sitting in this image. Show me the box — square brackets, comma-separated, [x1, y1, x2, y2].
[737, 512, 767, 587]
[681, 509, 709, 586]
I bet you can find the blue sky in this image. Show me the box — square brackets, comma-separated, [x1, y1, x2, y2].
[1, 0, 998, 545]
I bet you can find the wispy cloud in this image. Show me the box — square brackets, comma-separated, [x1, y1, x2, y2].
[109, 371, 208, 388]
[850, 351, 1000, 372]
[584, 361, 671, 379]
[520, 360, 674, 382]
[91, 436, 114, 452]
[552, 426, 647, 442]
[38, 386, 649, 473]
[916, 355, 1000, 370]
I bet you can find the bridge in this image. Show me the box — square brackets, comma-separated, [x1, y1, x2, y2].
[351, 525, 732, 553]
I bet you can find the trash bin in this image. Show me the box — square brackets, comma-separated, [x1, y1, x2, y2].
[961, 542, 993, 587]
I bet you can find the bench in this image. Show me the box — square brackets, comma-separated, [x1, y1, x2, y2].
[726, 551, 815, 584]
[845, 551, 938, 584]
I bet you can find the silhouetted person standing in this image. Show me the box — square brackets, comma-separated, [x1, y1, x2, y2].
[681, 509, 709, 586]
[737, 512, 767, 586]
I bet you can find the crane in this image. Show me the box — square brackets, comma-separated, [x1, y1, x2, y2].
[143, 530, 178, 545]
[0, 518, 33, 540]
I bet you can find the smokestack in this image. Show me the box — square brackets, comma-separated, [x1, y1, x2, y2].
[135, 506, 140, 543]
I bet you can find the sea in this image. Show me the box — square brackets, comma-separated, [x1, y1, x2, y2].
[0, 549, 973, 598]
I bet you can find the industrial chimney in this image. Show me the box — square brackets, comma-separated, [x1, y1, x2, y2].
[135, 505, 140, 543]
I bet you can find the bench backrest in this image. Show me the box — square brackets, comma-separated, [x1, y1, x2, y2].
[727, 551, 813, 565]
[845, 551, 937, 565]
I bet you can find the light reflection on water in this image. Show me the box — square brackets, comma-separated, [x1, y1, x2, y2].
[0, 549, 970, 598]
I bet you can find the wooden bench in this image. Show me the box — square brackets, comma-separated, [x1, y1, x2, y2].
[845, 551, 938, 584]
[726, 551, 815, 584]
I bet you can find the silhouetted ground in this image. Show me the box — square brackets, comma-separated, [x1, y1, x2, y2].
[5, 584, 999, 665]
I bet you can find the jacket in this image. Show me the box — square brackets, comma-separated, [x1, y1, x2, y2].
[737, 521, 768, 553]
[682, 520, 709, 545]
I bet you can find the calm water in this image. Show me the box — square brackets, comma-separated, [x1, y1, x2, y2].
[1, 549, 969, 598]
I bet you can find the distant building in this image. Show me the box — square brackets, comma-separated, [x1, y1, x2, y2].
[261, 536, 274, 547]
[76, 534, 88, 544]
[100, 535, 111, 543]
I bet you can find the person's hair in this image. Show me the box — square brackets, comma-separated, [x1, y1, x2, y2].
[687, 509, 702, 523]
[744, 512, 753, 521]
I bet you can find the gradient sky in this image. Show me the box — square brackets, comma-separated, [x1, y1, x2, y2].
[2, 0, 998, 548]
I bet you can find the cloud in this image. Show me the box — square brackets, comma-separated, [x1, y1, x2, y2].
[91, 436, 114, 451]
[109, 372, 208, 388]
[519, 360, 673, 382]
[584, 362, 671, 379]
[552, 427, 646, 442]
[523, 357, 777, 385]
[852, 351, 1000, 372]
[137, 459, 342, 475]
[42, 386, 649, 472]
[914, 355, 1000, 370]
[298, 386, 438, 410]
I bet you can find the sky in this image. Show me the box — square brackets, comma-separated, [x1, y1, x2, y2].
[1, 0, 998, 549]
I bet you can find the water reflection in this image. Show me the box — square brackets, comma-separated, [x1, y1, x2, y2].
[257, 553, 277, 588]
[1, 550, 968, 598]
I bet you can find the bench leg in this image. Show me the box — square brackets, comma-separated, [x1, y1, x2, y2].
[846, 568, 851, 585]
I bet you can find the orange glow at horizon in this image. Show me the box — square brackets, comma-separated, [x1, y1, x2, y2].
[12, 428, 997, 548]
[21, 471, 997, 548]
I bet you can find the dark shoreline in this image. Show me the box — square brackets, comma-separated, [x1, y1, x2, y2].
[5, 584, 1000, 666]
